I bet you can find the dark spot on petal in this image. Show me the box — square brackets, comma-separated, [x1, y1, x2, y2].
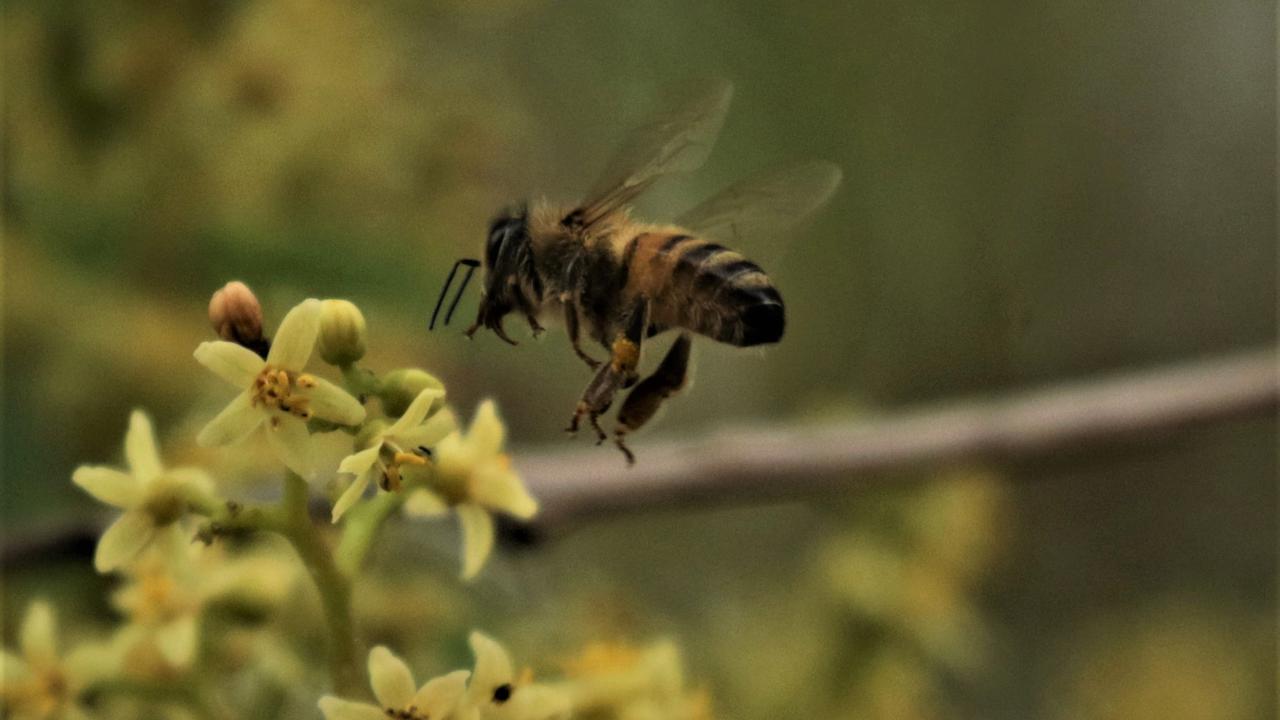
[492, 683, 513, 703]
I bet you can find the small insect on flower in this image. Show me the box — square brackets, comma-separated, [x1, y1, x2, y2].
[431, 79, 841, 464]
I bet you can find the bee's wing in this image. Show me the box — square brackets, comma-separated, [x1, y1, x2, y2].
[577, 79, 734, 228]
[676, 160, 843, 266]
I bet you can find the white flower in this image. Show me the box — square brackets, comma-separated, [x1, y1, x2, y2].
[0, 601, 116, 720]
[318, 646, 470, 720]
[404, 401, 538, 579]
[465, 632, 570, 720]
[111, 532, 297, 668]
[194, 299, 365, 479]
[331, 389, 456, 522]
[556, 641, 709, 719]
[72, 410, 215, 573]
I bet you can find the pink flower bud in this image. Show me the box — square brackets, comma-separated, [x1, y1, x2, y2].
[209, 281, 265, 350]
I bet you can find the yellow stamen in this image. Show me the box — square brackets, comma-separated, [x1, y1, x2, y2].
[382, 464, 402, 492]
[393, 451, 427, 466]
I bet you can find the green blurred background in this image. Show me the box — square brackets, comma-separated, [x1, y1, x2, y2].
[3, 1, 1276, 718]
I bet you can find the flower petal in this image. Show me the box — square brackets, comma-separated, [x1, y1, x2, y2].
[403, 489, 448, 518]
[267, 299, 322, 371]
[167, 467, 217, 502]
[471, 467, 538, 520]
[265, 416, 315, 480]
[397, 409, 458, 450]
[385, 388, 446, 437]
[331, 471, 373, 522]
[194, 340, 264, 388]
[156, 614, 199, 667]
[197, 392, 263, 447]
[467, 631, 514, 706]
[72, 466, 141, 509]
[368, 645, 416, 710]
[303, 377, 365, 426]
[412, 669, 470, 716]
[20, 601, 57, 669]
[457, 504, 495, 580]
[0, 650, 30, 686]
[468, 400, 506, 457]
[503, 684, 573, 720]
[318, 697, 388, 720]
[63, 640, 121, 689]
[125, 410, 164, 482]
[338, 445, 381, 477]
[94, 511, 156, 573]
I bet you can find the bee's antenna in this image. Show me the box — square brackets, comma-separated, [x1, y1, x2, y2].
[443, 260, 480, 326]
[429, 258, 480, 330]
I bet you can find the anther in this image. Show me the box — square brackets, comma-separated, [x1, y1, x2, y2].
[393, 452, 427, 467]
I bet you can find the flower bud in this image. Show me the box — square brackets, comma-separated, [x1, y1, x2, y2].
[209, 281, 265, 352]
[317, 299, 367, 365]
[379, 368, 445, 417]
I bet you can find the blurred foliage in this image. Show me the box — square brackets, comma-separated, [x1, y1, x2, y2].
[2, 0, 1275, 718]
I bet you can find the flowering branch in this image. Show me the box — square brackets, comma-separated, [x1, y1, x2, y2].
[9, 282, 707, 720]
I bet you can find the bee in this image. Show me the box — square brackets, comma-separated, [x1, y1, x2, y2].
[431, 80, 841, 464]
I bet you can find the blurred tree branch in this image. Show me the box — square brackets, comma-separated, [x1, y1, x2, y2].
[514, 346, 1278, 537]
[2, 347, 1275, 564]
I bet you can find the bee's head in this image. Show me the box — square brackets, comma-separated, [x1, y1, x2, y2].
[466, 206, 539, 345]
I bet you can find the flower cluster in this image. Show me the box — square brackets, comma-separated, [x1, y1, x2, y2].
[192, 289, 539, 579]
[320, 633, 569, 720]
[14, 281, 710, 720]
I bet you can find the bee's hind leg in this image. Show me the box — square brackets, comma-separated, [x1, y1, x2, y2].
[614, 333, 692, 465]
[564, 297, 651, 457]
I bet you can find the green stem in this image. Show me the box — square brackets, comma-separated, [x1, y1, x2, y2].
[278, 472, 362, 696]
[340, 363, 382, 397]
[188, 495, 285, 543]
[335, 490, 406, 576]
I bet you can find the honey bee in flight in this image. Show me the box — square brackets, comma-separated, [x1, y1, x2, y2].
[430, 80, 841, 464]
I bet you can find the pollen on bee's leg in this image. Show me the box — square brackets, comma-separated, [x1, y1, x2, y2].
[610, 338, 639, 374]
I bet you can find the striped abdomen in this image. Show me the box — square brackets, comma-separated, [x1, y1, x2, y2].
[624, 232, 785, 347]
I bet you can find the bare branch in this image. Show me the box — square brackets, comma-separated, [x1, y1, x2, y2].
[515, 346, 1278, 536]
[3, 348, 1274, 565]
